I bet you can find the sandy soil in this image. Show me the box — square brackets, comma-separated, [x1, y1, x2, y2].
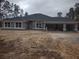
[0, 30, 79, 59]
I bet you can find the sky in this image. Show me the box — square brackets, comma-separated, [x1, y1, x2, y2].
[8, 0, 79, 17]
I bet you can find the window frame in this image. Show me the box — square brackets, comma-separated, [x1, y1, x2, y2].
[5, 22, 10, 27]
[16, 22, 22, 28]
[36, 22, 44, 28]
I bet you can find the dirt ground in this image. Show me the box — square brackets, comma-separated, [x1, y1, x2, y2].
[0, 30, 79, 59]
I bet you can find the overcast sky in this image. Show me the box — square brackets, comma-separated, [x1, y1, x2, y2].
[8, 0, 79, 17]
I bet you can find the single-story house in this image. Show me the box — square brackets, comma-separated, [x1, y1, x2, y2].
[0, 13, 79, 32]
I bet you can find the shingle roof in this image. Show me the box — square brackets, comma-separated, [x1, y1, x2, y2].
[3, 13, 75, 22]
[3, 17, 28, 21]
[27, 13, 52, 20]
[27, 13, 74, 22]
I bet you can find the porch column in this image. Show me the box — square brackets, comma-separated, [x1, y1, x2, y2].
[74, 24, 78, 32]
[63, 24, 66, 31]
[3, 22, 5, 28]
[21, 22, 23, 29]
[45, 24, 47, 31]
[43, 23, 46, 30]
[35, 22, 37, 29]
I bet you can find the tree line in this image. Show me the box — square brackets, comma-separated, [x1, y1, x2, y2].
[57, 3, 79, 20]
[0, 0, 24, 19]
[0, 0, 79, 20]
[66, 3, 79, 20]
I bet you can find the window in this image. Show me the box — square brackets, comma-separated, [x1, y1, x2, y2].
[5, 22, 7, 27]
[16, 22, 21, 28]
[5, 22, 10, 27]
[18, 23, 21, 27]
[36, 23, 44, 28]
[8, 23, 10, 27]
[37, 23, 42, 28]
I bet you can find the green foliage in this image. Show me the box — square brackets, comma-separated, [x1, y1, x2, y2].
[57, 12, 62, 17]
[25, 12, 28, 16]
[0, 0, 24, 19]
[66, 3, 79, 20]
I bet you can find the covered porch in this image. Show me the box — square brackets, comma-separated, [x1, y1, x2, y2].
[33, 21, 79, 32]
[46, 23, 79, 32]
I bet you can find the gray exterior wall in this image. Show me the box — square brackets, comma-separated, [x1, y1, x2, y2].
[0, 19, 79, 32]
[1, 21, 28, 29]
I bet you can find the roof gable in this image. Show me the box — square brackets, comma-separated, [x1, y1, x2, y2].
[27, 13, 52, 20]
